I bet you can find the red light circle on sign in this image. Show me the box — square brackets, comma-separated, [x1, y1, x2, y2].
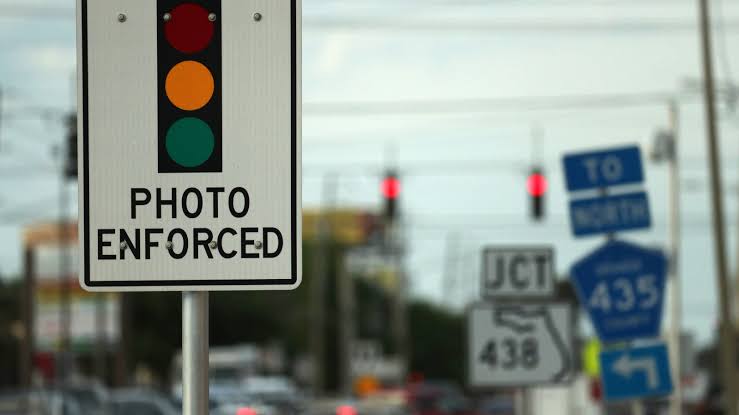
[164, 3, 215, 54]
[527, 173, 548, 197]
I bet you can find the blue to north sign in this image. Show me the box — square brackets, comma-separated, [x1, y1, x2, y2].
[563, 146, 644, 192]
[570, 239, 667, 342]
[600, 343, 673, 402]
[569, 192, 651, 237]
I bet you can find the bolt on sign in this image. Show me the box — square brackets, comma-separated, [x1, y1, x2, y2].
[77, 0, 302, 291]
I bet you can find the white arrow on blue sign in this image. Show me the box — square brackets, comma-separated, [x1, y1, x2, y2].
[570, 239, 667, 342]
[600, 343, 673, 402]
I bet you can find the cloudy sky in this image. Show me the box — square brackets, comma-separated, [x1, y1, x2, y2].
[1, 0, 739, 345]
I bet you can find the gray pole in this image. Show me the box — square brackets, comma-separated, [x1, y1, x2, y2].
[59, 169, 71, 382]
[0, 86, 4, 152]
[698, 2, 738, 415]
[20, 247, 35, 389]
[182, 292, 209, 415]
[338, 253, 356, 395]
[442, 233, 460, 307]
[388, 219, 409, 379]
[311, 173, 337, 396]
[94, 294, 107, 385]
[667, 101, 683, 415]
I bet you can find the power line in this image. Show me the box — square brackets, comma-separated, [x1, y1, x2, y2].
[0, 0, 705, 20]
[302, 17, 739, 33]
[304, 91, 684, 116]
[2, 5, 739, 35]
[0, 5, 73, 19]
[316, 0, 697, 7]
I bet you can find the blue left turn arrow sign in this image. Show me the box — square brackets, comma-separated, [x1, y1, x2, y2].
[600, 343, 673, 402]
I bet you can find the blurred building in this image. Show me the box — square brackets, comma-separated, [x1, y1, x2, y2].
[22, 222, 120, 385]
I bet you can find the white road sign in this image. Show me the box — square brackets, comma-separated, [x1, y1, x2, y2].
[77, 0, 301, 291]
[481, 247, 554, 299]
[468, 303, 574, 387]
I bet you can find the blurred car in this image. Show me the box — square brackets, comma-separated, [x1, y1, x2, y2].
[109, 389, 178, 415]
[52, 383, 109, 415]
[304, 399, 358, 415]
[0, 389, 83, 415]
[357, 393, 410, 415]
[241, 376, 304, 415]
[406, 382, 476, 415]
[476, 396, 514, 415]
[212, 402, 279, 415]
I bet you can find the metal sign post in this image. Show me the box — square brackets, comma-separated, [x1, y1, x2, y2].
[183, 292, 209, 415]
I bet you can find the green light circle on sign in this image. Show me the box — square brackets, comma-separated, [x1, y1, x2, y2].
[165, 117, 215, 168]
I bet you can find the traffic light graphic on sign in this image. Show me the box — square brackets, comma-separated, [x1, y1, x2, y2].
[158, 0, 222, 173]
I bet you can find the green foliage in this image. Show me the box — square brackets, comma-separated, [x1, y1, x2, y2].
[0, 279, 21, 387]
[408, 301, 465, 385]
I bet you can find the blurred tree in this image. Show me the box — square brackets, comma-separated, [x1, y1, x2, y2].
[0, 278, 21, 387]
[408, 301, 465, 386]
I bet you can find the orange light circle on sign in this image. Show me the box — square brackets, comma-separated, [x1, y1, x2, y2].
[165, 60, 214, 111]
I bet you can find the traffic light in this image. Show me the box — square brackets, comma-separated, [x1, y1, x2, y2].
[158, 0, 222, 173]
[527, 167, 547, 221]
[381, 171, 400, 221]
[64, 113, 77, 179]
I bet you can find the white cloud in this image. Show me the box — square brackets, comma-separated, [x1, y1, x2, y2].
[23, 45, 76, 76]
[315, 34, 352, 74]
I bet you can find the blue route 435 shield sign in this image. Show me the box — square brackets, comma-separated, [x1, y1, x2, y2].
[570, 239, 667, 343]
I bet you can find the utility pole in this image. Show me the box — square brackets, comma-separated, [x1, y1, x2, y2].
[338, 252, 356, 395]
[0, 86, 4, 152]
[667, 100, 683, 415]
[58, 163, 71, 383]
[442, 232, 460, 307]
[698, 2, 738, 415]
[20, 247, 34, 389]
[94, 293, 107, 385]
[388, 222, 409, 380]
[311, 174, 337, 396]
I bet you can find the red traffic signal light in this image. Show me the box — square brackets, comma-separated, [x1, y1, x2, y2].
[527, 171, 548, 197]
[381, 176, 401, 200]
[382, 172, 400, 221]
[527, 168, 546, 221]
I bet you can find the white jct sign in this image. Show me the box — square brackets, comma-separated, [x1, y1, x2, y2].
[480, 247, 554, 299]
[468, 303, 574, 387]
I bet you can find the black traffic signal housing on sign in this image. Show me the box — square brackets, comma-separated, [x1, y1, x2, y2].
[381, 171, 400, 222]
[158, 0, 222, 173]
[65, 113, 78, 180]
[527, 167, 547, 221]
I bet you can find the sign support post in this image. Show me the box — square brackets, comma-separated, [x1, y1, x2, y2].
[183, 292, 209, 415]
